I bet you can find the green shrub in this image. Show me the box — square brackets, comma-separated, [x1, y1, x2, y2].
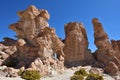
[71, 68, 104, 80]
[70, 75, 84, 80]
[99, 76, 104, 80]
[86, 72, 104, 80]
[74, 68, 88, 76]
[18, 69, 24, 76]
[21, 70, 41, 80]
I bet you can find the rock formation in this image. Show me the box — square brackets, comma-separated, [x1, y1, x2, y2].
[92, 18, 120, 75]
[63, 22, 95, 67]
[1, 5, 120, 77]
[0, 5, 64, 76]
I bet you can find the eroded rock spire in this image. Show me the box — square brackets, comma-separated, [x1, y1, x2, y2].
[64, 22, 95, 67]
[92, 18, 120, 75]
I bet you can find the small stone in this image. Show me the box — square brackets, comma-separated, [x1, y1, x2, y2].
[17, 39, 26, 46]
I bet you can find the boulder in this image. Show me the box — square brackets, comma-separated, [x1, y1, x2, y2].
[89, 67, 104, 76]
[29, 58, 48, 75]
[17, 39, 26, 46]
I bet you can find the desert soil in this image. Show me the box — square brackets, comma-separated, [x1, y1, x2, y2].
[0, 66, 116, 80]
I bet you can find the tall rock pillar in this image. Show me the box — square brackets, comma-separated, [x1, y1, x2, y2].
[92, 18, 120, 75]
[64, 22, 95, 67]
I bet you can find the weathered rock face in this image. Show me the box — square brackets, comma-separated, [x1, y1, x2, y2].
[92, 18, 120, 75]
[64, 22, 95, 67]
[0, 39, 17, 65]
[104, 61, 119, 76]
[111, 40, 120, 52]
[9, 5, 49, 45]
[92, 18, 112, 50]
[0, 5, 64, 76]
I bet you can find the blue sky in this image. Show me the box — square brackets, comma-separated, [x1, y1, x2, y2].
[0, 0, 120, 52]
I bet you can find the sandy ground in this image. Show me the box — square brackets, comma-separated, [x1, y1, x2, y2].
[0, 76, 24, 80]
[0, 69, 75, 80]
[41, 68, 115, 80]
[41, 69, 74, 80]
[0, 67, 116, 80]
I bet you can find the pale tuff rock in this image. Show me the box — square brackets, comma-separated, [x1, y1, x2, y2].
[17, 39, 26, 46]
[9, 5, 49, 44]
[64, 22, 95, 67]
[0, 42, 17, 65]
[0, 66, 19, 77]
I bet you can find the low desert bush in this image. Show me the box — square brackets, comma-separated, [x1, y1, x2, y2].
[86, 72, 104, 80]
[70, 68, 87, 80]
[70, 74, 84, 80]
[74, 68, 88, 76]
[71, 68, 104, 80]
[18, 69, 24, 76]
[21, 70, 41, 80]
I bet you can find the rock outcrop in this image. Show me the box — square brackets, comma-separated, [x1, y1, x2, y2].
[64, 22, 95, 67]
[92, 18, 120, 75]
[9, 5, 50, 46]
[1, 5, 120, 77]
[0, 39, 17, 65]
[0, 5, 64, 76]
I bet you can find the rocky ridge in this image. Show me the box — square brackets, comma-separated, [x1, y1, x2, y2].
[0, 5, 120, 79]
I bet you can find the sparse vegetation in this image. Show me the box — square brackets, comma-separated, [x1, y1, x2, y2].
[70, 68, 87, 80]
[86, 72, 104, 80]
[21, 70, 41, 80]
[71, 68, 104, 80]
[18, 69, 24, 76]
[70, 75, 84, 80]
[74, 68, 88, 76]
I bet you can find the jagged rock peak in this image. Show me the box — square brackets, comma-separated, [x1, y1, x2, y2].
[92, 18, 99, 24]
[92, 18, 111, 49]
[18, 5, 50, 20]
[9, 5, 50, 44]
[64, 22, 87, 38]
